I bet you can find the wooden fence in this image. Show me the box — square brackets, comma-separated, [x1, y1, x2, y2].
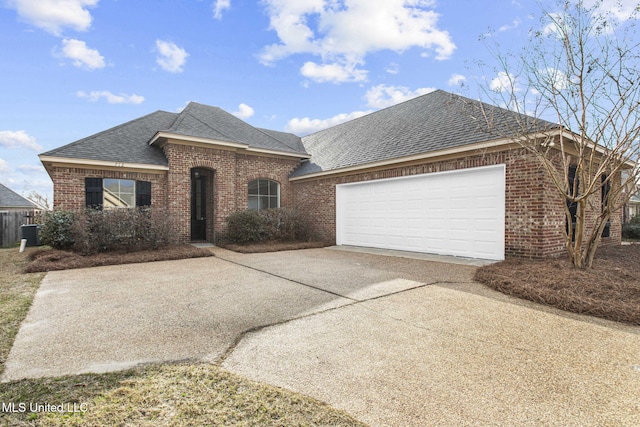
[0, 211, 37, 248]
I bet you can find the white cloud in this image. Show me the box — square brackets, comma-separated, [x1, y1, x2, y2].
[364, 84, 435, 109]
[490, 71, 516, 92]
[584, 0, 639, 22]
[6, 0, 98, 35]
[499, 17, 522, 32]
[18, 164, 46, 173]
[76, 90, 144, 104]
[385, 62, 400, 75]
[0, 158, 9, 172]
[59, 38, 104, 69]
[213, 0, 230, 19]
[286, 110, 372, 135]
[232, 103, 255, 119]
[155, 40, 189, 73]
[0, 130, 43, 151]
[448, 73, 466, 86]
[301, 61, 367, 83]
[260, 0, 455, 83]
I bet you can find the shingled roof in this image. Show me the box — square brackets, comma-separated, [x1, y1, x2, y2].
[40, 111, 176, 166]
[41, 102, 307, 165]
[0, 183, 36, 209]
[161, 102, 307, 155]
[293, 89, 558, 177]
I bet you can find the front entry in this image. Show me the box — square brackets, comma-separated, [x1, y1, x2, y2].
[191, 169, 207, 241]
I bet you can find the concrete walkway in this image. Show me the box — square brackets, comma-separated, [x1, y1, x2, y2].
[3, 247, 640, 426]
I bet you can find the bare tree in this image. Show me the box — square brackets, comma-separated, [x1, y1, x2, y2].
[477, 0, 640, 268]
[26, 190, 51, 211]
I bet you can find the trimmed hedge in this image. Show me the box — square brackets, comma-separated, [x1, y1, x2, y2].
[226, 208, 312, 244]
[38, 208, 178, 254]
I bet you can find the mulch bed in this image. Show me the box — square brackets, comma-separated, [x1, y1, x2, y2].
[220, 241, 330, 253]
[23, 245, 213, 273]
[475, 244, 640, 326]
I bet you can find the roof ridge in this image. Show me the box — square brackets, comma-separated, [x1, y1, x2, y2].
[252, 126, 305, 153]
[174, 102, 305, 153]
[176, 103, 238, 143]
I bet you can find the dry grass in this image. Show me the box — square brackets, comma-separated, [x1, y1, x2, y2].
[23, 245, 213, 273]
[0, 248, 44, 371]
[0, 364, 365, 427]
[475, 244, 640, 325]
[0, 247, 366, 427]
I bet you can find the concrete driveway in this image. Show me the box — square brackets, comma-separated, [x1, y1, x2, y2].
[3, 247, 640, 426]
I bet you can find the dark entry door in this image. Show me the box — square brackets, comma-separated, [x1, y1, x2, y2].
[191, 170, 207, 241]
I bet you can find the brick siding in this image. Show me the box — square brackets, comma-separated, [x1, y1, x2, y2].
[161, 142, 300, 242]
[292, 147, 622, 258]
[48, 144, 621, 258]
[49, 167, 167, 211]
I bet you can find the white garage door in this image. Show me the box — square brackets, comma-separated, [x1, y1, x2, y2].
[336, 164, 505, 260]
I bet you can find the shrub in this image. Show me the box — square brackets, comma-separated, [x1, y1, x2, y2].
[225, 208, 312, 244]
[622, 223, 640, 239]
[226, 210, 267, 244]
[38, 210, 75, 250]
[71, 208, 178, 254]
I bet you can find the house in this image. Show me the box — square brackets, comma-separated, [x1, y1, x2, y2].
[0, 183, 37, 212]
[39, 90, 621, 260]
[626, 192, 640, 222]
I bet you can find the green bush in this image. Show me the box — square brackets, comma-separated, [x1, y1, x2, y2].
[622, 223, 640, 239]
[38, 210, 75, 250]
[226, 210, 268, 244]
[630, 214, 640, 224]
[225, 208, 312, 244]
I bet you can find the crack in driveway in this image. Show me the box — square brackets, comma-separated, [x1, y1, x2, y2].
[212, 252, 442, 366]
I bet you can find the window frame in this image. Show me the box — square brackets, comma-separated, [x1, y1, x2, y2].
[247, 179, 280, 210]
[84, 178, 152, 209]
[103, 178, 136, 209]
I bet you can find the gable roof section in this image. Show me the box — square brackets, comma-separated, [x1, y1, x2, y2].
[293, 89, 558, 177]
[152, 102, 307, 156]
[0, 183, 36, 209]
[258, 128, 306, 153]
[41, 111, 176, 167]
[40, 103, 307, 169]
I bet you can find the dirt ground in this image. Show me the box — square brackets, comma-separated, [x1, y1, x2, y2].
[475, 244, 640, 325]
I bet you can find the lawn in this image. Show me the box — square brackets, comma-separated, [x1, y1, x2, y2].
[0, 247, 366, 427]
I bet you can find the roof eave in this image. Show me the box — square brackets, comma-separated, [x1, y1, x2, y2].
[150, 131, 310, 159]
[39, 155, 170, 172]
[290, 136, 523, 181]
[149, 131, 249, 150]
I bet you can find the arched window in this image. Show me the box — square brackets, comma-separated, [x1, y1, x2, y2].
[248, 179, 280, 210]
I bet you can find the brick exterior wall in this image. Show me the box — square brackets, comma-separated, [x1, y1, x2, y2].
[47, 144, 621, 259]
[162, 142, 300, 243]
[292, 147, 622, 259]
[48, 166, 168, 211]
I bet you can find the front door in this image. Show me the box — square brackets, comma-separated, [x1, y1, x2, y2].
[191, 170, 207, 241]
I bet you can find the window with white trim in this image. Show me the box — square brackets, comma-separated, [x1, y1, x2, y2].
[248, 179, 280, 210]
[85, 178, 151, 209]
[104, 179, 135, 208]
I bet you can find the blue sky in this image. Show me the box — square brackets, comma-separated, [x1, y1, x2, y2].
[0, 0, 637, 203]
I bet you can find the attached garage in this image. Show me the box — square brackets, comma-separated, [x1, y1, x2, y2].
[336, 164, 506, 260]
